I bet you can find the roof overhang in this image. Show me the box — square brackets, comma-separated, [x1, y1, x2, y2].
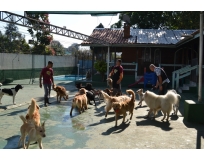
[81, 44, 176, 48]
[25, 11, 122, 16]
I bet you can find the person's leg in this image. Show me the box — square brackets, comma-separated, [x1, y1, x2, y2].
[162, 82, 168, 95]
[112, 81, 119, 96]
[43, 84, 49, 106]
[47, 83, 52, 104]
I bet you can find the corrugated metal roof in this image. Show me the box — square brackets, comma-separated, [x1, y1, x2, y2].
[82, 28, 197, 45]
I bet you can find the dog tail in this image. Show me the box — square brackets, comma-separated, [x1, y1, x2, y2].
[165, 91, 178, 105]
[19, 115, 27, 124]
[126, 89, 135, 102]
[101, 90, 110, 100]
[28, 98, 37, 117]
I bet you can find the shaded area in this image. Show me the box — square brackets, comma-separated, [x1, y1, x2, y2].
[136, 119, 173, 131]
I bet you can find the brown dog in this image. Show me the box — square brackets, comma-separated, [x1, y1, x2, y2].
[18, 115, 46, 149]
[112, 89, 135, 127]
[70, 88, 88, 116]
[25, 98, 40, 126]
[53, 85, 69, 102]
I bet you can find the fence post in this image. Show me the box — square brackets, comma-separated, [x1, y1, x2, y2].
[172, 71, 175, 89]
[176, 73, 179, 89]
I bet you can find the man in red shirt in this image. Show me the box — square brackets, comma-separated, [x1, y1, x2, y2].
[39, 61, 55, 106]
[108, 59, 123, 96]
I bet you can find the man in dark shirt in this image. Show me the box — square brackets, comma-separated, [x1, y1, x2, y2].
[149, 64, 170, 95]
[39, 61, 55, 106]
[108, 59, 123, 96]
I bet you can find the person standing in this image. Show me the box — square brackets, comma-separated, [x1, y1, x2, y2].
[108, 59, 123, 96]
[149, 64, 170, 95]
[39, 61, 55, 106]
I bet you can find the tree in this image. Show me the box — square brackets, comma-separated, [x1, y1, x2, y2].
[27, 13, 53, 54]
[111, 11, 200, 29]
[50, 40, 65, 56]
[68, 43, 80, 55]
[4, 19, 22, 41]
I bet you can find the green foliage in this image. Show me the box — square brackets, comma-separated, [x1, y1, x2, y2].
[94, 60, 107, 74]
[27, 13, 53, 54]
[51, 40, 65, 55]
[111, 11, 200, 29]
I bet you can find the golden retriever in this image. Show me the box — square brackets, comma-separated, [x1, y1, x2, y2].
[70, 88, 87, 116]
[53, 85, 69, 102]
[18, 115, 46, 149]
[25, 98, 40, 126]
[100, 90, 131, 118]
[111, 89, 135, 127]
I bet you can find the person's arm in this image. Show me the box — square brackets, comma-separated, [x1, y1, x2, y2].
[51, 70, 55, 88]
[158, 75, 163, 90]
[39, 73, 43, 88]
[108, 70, 114, 78]
[117, 67, 123, 84]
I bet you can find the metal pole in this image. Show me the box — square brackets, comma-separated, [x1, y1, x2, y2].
[107, 46, 110, 78]
[198, 11, 203, 102]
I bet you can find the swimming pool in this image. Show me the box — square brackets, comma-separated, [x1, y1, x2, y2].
[54, 75, 85, 81]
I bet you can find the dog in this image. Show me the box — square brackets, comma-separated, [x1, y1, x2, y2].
[167, 89, 181, 115]
[70, 88, 88, 116]
[136, 88, 145, 106]
[103, 88, 121, 97]
[100, 90, 131, 118]
[0, 84, 23, 104]
[143, 90, 178, 122]
[106, 78, 113, 89]
[18, 115, 46, 149]
[111, 89, 136, 127]
[25, 98, 40, 126]
[75, 82, 102, 104]
[53, 85, 69, 102]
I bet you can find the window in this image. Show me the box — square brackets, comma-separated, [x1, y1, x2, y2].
[154, 49, 161, 64]
[143, 48, 151, 62]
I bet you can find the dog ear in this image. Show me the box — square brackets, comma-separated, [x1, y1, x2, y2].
[36, 105, 40, 110]
[42, 121, 45, 127]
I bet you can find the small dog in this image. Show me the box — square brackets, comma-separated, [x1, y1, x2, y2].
[0, 84, 23, 104]
[136, 88, 145, 106]
[106, 78, 113, 89]
[25, 98, 40, 126]
[53, 85, 69, 102]
[112, 89, 136, 127]
[167, 89, 181, 115]
[103, 88, 121, 97]
[18, 115, 46, 149]
[70, 88, 88, 116]
[100, 90, 131, 118]
[144, 90, 178, 121]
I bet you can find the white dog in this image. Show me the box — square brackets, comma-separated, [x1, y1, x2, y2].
[143, 90, 178, 121]
[167, 89, 181, 115]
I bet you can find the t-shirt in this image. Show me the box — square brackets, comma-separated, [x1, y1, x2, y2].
[154, 67, 170, 84]
[112, 65, 123, 82]
[41, 67, 53, 84]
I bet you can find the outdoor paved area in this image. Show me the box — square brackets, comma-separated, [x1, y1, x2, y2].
[0, 78, 204, 150]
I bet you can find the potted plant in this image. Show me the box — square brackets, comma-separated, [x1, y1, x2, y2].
[94, 60, 107, 81]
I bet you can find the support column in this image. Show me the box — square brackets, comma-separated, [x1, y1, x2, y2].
[107, 46, 110, 78]
[198, 11, 203, 102]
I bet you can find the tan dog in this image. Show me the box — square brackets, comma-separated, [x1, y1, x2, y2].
[18, 115, 46, 149]
[112, 89, 135, 127]
[25, 98, 40, 126]
[100, 90, 131, 118]
[106, 78, 113, 89]
[70, 88, 88, 116]
[136, 88, 145, 106]
[53, 85, 69, 102]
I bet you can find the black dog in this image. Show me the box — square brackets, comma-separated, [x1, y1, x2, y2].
[0, 84, 23, 105]
[75, 83, 101, 105]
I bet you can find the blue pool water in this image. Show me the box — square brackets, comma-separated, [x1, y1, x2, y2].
[54, 75, 85, 81]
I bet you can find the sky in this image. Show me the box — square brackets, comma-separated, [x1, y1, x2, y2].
[0, 11, 120, 49]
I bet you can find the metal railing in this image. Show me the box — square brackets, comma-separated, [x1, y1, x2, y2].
[172, 65, 203, 89]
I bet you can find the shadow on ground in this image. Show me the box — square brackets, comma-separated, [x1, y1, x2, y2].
[136, 119, 173, 131]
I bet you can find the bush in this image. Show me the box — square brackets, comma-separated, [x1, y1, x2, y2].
[94, 60, 107, 74]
